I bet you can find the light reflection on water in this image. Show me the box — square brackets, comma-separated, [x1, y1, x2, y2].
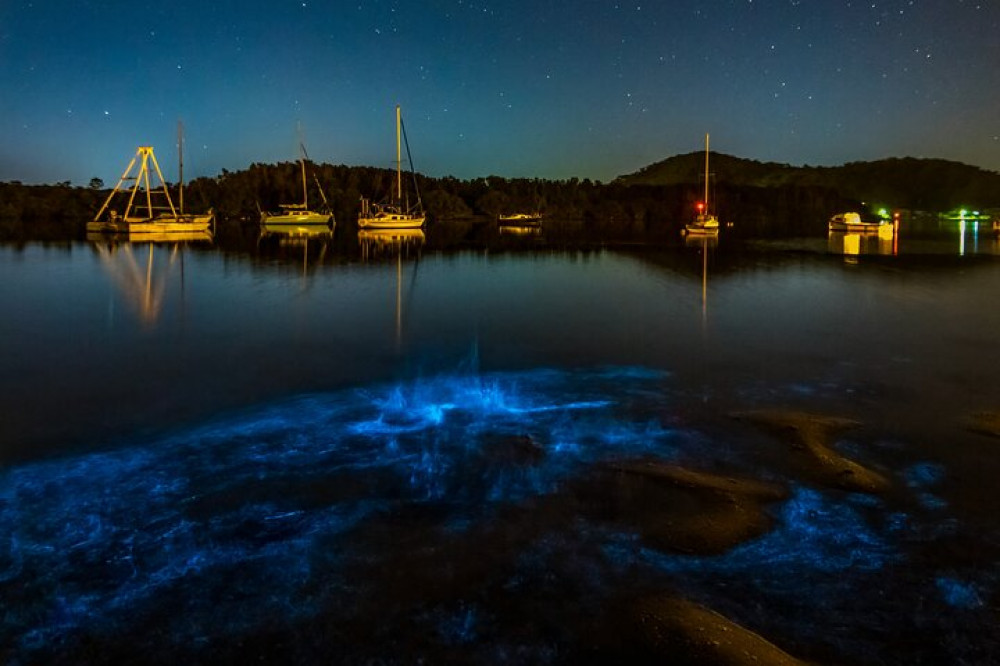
[1, 234, 1000, 663]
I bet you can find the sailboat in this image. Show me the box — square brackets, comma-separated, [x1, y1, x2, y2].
[260, 144, 335, 234]
[358, 105, 425, 229]
[88, 145, 213, 235]
[683, 134, 720, 237]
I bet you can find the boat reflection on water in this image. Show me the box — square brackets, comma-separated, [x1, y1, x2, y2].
[258, 223, 334, 280]
[358, 228, 425, 261]
[954, 217, 1000, 257]
[827, 228, 895, 260]
[358, 229, 425, 352]
[682, 234, 714, 403]
[87, 230, 214, 245]
[88, 235, 209, 325]
[498, 223, 543, 237]
[683, 232, 718, 250]
[259, 220, 334, 240]
[686, 236, 711, 323]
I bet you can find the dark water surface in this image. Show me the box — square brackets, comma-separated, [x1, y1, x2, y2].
[2, 230, 1000, 664]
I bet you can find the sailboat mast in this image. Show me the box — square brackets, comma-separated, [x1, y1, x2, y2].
[300, 155, 308, 208]
[396, 105, 402, 203]
[178, 120, 184, 214]
[142, 150, 153, 218]
[704, 133, 710, 213]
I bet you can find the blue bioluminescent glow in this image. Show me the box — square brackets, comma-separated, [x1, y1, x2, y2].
[917, 493, 949, 511]
[0, 366, 989, 662]
[902, 462, 949, 510]
[430, 603, 480, 646]
[904, 462, 946, 488]
[0, 367, 677, 660]
[605, 487, 898, 581]
[937, 577, 983, 609]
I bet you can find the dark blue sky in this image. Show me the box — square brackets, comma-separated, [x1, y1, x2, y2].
[2, 0, 998, 185]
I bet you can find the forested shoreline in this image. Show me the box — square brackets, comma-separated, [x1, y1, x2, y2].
[4, 152, 997, 242]
[0, 161, 862, 242]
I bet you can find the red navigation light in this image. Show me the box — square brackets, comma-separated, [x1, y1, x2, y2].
[696, 202, 704, 212]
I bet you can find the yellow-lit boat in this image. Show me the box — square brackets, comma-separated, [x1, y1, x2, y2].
[498, 212, 543, 229]
[358, 106, 425, 230]
[260, 144, 334, 229]
[682, 134, 720, 237]
[828, 212, 893, 234]
[88, 145, 213, 236]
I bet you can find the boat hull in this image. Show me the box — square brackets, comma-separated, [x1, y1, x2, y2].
[498, 214, 542, 227]
[828, 221, 892, 234]
[87, 214, 213, 235]
[683, 225, 719, 236]
[828, 212, 892, 235]
[261, 212, 333, 226]
[357, 214, 425, 230]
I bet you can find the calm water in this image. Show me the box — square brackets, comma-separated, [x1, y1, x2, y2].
[3, 228, 1000, 664]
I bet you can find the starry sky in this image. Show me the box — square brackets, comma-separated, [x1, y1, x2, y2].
[1, 0, 998, 185]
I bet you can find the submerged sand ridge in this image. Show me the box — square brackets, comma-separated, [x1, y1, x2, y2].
[731, 410, 891, 494]
[632, 595, 809, 666]
[578, 461, 789, 556]
[967, 411, 1000, 438]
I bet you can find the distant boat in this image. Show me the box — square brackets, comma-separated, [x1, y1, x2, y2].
[358, 106, 425, 230]
[88, 146, 213, 235]
[260, 143, 334, 232]
[683, 134, 720, 237]
[828, 212, 892, 234]
[498, 212, 543, 228]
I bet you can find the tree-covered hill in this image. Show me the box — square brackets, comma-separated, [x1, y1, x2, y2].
[617, 153, 1000, 211]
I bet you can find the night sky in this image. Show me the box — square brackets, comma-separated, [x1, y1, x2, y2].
[2, 0, 998, 185]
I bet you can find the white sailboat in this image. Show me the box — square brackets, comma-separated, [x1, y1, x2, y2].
[684, 134, 720, 237]
[358, 106, 425, 230]
[260, 144, 334, 233]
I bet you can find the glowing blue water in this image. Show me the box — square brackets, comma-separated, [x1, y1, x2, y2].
[937, 577, 983, 609]
[0, 368, 666, 656]
[0, 366, 992, 663]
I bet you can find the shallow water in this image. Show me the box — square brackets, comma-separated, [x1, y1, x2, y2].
[2, 231, 1000, 664]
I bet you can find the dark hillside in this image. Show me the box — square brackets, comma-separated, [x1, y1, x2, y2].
[617, 153, 1000, 211]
